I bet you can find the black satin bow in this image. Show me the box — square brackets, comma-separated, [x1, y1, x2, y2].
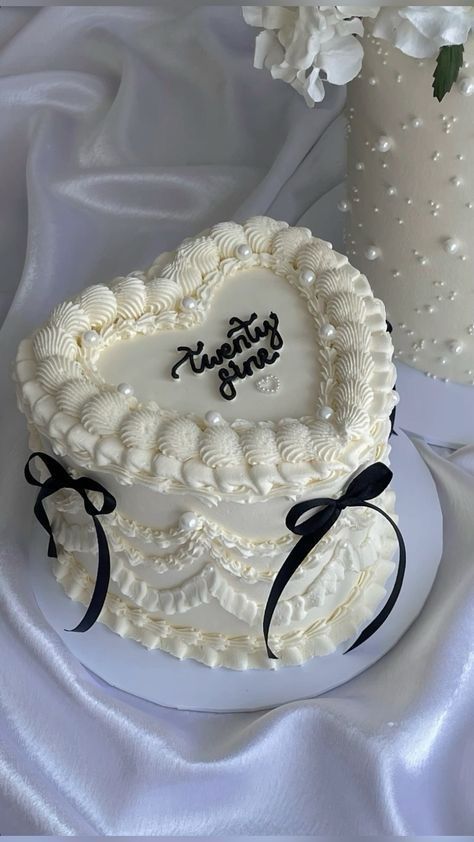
[25, 451, 116, 633]
[263, 462, 406, 659]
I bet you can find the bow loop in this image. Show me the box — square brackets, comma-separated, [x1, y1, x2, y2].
[73, 476, 116, 518]
[285, 496, 340, 535]
[344, 462, 392, 502]
[25, 451, 116, 634]
[25, 451, 71, 489]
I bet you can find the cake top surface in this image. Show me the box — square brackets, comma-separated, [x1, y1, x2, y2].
[15, 216, 396, 502]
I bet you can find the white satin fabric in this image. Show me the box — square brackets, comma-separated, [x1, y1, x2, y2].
[0, 6, 472, 835]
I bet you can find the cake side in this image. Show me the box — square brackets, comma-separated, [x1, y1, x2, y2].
[48, 485, 397, 669]
[24, 423, 398, 669]
[346, 28, 474, 384]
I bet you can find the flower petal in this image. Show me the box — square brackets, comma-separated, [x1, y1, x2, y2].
[319, 34, 364, 85]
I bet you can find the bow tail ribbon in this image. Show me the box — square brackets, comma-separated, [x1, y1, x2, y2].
[25, 452, 116, 633]
[345, 501, 405, 652]
[70, 514, 111, 633]
[263, 507, 340, 659]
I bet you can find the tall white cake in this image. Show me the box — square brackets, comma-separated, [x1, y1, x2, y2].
[15, 217, 398, 669]
[347, 28, 474, 384]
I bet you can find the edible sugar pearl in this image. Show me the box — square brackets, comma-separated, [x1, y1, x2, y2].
[443, 238, 460, 255]
[181, 296, 196, 311]
[337, 199, 351, 212]
[235, 244, 251, 260]
[457, 76, 474, 96]
[386, 186, 397, 196]
[448, 340, 463, 354]
[376, 135, 393, 152]
[256, 375, 280, 394]
[117, 383, 134, 397]
[450, 176, 463, 187]
[319, 323, 336, 340]
[365, 245, 381, 261]
[319, 405, 334, 421]
[300, 269, 315, 285]
[82, 330, 100, 346]
[410, 116, 423, 128]
[355, 162, 365, 171]
[205, 410, 222, 426]
[179, 512, 199, 531]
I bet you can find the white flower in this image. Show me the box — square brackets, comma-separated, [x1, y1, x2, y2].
[243, 5, 378, 106]
[373, 6, 474, 59]
[242, 4, 474, 106]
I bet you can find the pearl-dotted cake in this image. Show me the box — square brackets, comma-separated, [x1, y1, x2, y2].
[346, 27, 474, 385]
[15, 216, 398, 669]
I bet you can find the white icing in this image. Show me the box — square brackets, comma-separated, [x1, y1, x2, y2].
[200, 425, 243, 468]
[78, 285, 117, 327]
[51, 301, 90, 335]
[32, 325, 78, 362]
[145, 278, 180, 314]
[157, 417, 201, 461]
[113, 277, 147, 320]
[81, 391, 137, 436]
[120, 408, 161, 450]
[57, 379, 101, 416]
[243, 216, 288, 252]
[36, 357, 84, 393]
[209, 221, 248, 258]
[347, 28, 474, 384]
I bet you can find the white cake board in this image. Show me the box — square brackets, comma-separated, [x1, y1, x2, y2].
[29, 430, 442, 712]
[395, 360, 474, 448]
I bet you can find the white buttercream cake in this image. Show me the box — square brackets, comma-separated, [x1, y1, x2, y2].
[347, 27, 474, 385]
[15, 216, 398, 669]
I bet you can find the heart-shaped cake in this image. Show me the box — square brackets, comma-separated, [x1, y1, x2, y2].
[15, 216, 398, 669]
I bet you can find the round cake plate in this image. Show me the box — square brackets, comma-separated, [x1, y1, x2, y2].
[29, 430, 442, 713]
[395, 360, 474, 448]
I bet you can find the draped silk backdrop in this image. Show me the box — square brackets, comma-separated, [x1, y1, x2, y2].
[0, 6, 472, 835]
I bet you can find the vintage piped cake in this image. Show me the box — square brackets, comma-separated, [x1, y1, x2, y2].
[15, 217, 399, 669]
